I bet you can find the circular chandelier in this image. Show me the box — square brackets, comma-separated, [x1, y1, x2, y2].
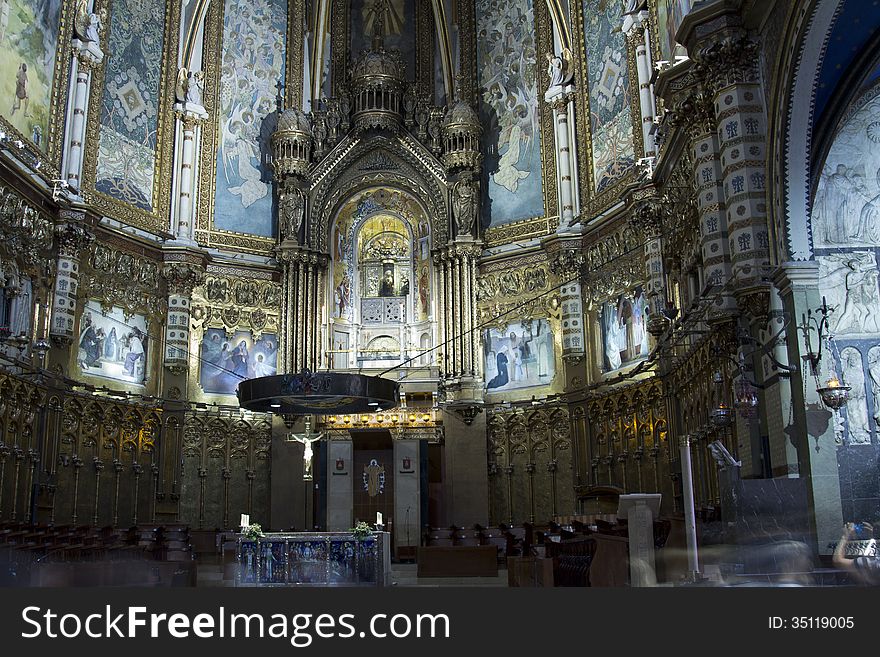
[237, 370, 399, 415]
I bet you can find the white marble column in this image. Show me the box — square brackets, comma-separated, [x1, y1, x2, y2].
[172, 105, 207, 243]
[545, 86, 576, 229]
[624, 10, 657, 158]
[64, 41, 103, 189]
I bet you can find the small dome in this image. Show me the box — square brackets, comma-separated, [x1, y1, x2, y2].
[276, 108, 311, 134]
[352, 47, 405, 86]
[444, 100, 480, 129]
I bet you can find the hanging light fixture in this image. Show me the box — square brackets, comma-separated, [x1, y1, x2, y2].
[817, 369, 850, 410]
[734, 377, 759, 419]
[710, 371, 733, 428]
[237, 369, 399, 415]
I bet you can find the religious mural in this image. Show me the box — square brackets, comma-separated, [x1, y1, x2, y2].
[199, 328, 278, 395]
[77, 300, 149, 386]
[0, 0, 61, 152]
[598, 286, 649, 372]
[811, 84, 880, 249]
[476, 0, 544, 226]
[94, 0, 166, 211]
[583, 0, 634, 192]
[484, 319, 555, 392]
[350, 0, 414, 78]
[654, 0, 692, 63]
[213, 0, 287, 238]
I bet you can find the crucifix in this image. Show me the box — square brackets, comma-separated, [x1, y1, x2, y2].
[286, 416, 324, 480]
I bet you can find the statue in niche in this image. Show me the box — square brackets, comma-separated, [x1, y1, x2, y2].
[280, 188, 305, 241]
[868, 346, 880, 430]
[186, 70, 204, 107]
[545, 49, 574, 91]
[379, 270, 395, 297]
[841, 347, 871, 444]
[453, 178, 477, 236]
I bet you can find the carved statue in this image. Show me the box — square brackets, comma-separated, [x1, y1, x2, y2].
[186, 70, 204, 106]
[74, 1, 101, 44]
[453, 178, 477, 236]
[546, 49, 575, 90]
[280, 188, 305, 241]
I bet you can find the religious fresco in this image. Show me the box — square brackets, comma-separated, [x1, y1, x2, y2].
[484, 319, 555, 392]
[598, 286, 649, 372]
[476, 0, 544, 226]
[213, 0, 287, 238]
[351, 0, 414, 78]
[94, 0, 166, 211]
[199, 328, 278, 395]
[654, 0, 692, 63]
[77, 300, 149, 386]
[330, 188, 429, 322]
[582, 0, 634, 192]
[0, 0, 61, 152]
[811, 84, 880, 249]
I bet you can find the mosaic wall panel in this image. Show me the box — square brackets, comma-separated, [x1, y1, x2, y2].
[213, 0, 287, 238]
[476, 0, 544, 226]
[94, 0, 167, 211]
[582, 0, 634, 192]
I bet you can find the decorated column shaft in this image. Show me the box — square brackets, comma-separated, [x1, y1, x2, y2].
[624, 10, 657, 158]
[174, 113, 206, 242]
[692, 27, 770, 318]
[161, 259, 205, 372]
[64, 29, 104, 188]
[280, 249, 325, 373]
[548, 91, 577, 227]
[50, 211, 94, 346]
[662, 69, 737, 316]
[438, 241, 482, 393]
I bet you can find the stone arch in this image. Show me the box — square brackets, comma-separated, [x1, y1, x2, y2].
[309, 136, 449, 252]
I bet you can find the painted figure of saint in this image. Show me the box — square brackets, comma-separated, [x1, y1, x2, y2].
[123, 328, 145, 377]
[11, 63, 29, 116]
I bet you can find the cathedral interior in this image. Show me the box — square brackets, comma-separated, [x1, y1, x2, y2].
[0, 0, 878, 587]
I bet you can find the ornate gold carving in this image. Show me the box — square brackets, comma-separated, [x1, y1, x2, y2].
[0, 185, 56, 281]
[81, 243, 165, 319]
[161, 261, 205, 296]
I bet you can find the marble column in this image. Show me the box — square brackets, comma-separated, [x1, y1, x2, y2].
[624, 10, 657, 158]
[545, 86, 577, 228]
[64, 40, 104, 190]
[172, 110, 206, 243]
[773, 261, 842, 554]
[49, 212, 94, 347]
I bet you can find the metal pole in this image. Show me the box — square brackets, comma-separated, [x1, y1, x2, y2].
[679, 434, 701, 580]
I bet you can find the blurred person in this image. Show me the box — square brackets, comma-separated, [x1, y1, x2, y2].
[833, 522, 878, 585]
